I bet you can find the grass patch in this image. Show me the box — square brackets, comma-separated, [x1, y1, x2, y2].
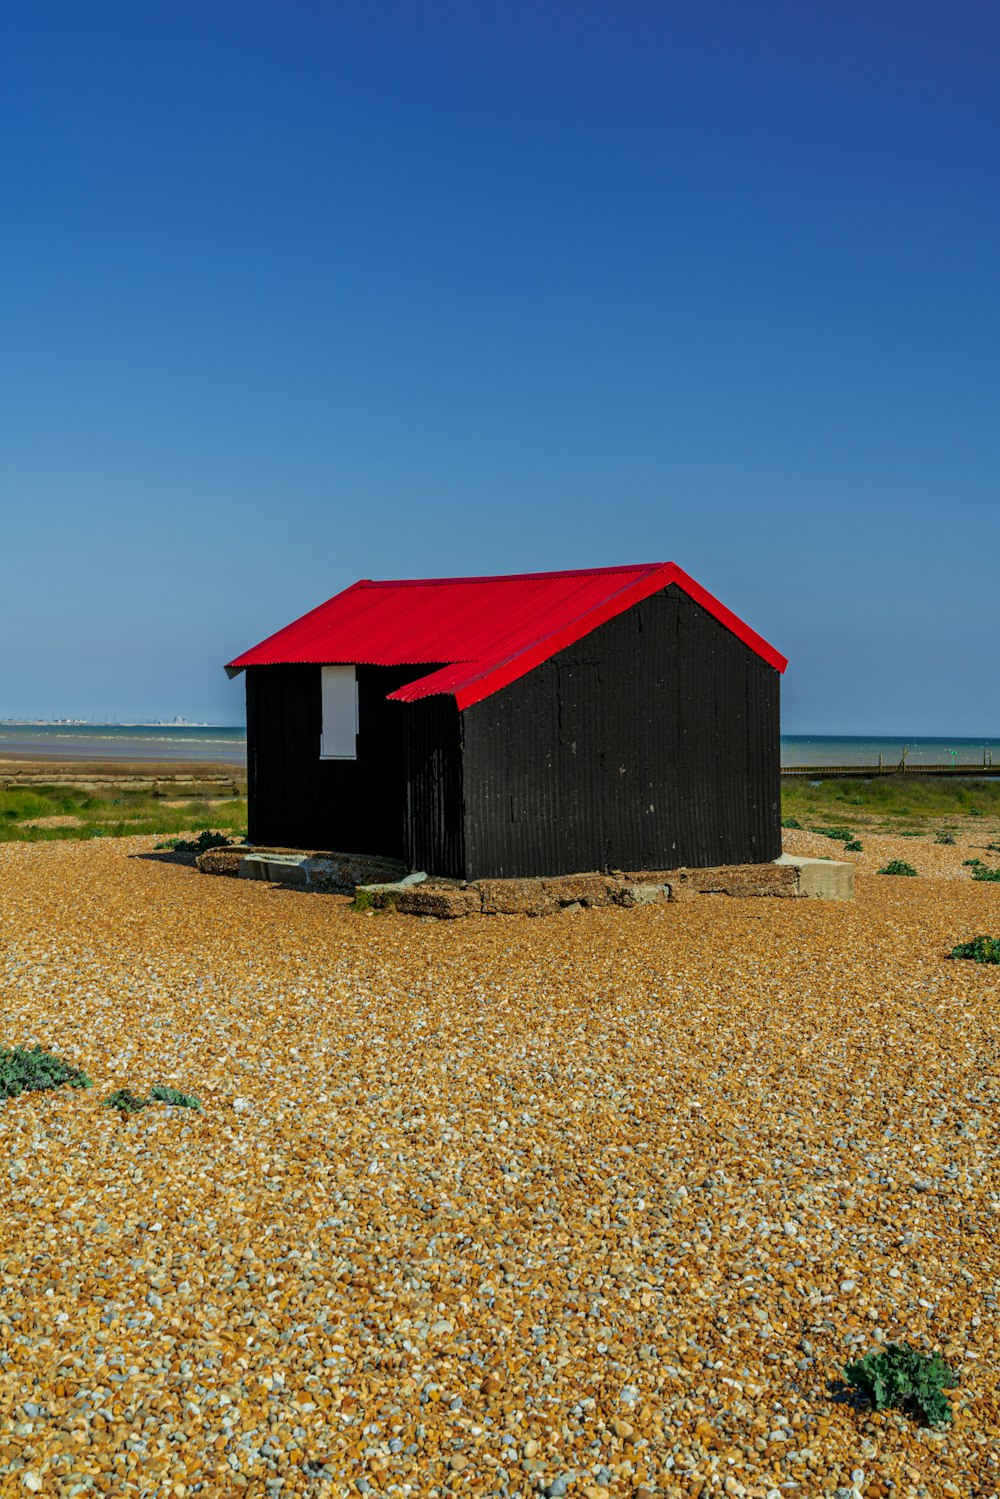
[947, 935, 1000, 964]
[0, 1045, 92, 1099]
[878, 859, 918, 877]
[843, 1343, 956, 1426]
[0, 785, 247, 844]
[809, 826, 854, 843]
[782, 775, 1000, 828]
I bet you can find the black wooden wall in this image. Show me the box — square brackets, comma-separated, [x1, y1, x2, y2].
[402, 696, 465, 879]
[245, 663, 433, 856]
[459, 584, 781, 879]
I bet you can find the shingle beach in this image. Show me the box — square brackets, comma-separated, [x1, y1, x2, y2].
[2, 834, 999, 1498]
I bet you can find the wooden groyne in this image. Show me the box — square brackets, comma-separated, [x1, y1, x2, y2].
[0, 760, 247, 795]
[783, 759, 997, 778]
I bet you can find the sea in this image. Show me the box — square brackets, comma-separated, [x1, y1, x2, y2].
[0, 724, 996, 768]
[0, 724, 247, 763]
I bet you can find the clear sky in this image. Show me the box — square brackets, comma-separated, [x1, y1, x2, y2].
[2, 1, 997, 732]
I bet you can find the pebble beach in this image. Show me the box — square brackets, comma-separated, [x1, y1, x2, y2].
[2, 832, 999, 1498]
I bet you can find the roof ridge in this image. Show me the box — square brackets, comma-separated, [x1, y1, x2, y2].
[362, 563, 664, 587]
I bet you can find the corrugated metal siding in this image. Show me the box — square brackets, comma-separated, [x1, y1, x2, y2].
[403, 697, 465, 878]
[245, 664, 422, 856]
[461, 585, 780, 879]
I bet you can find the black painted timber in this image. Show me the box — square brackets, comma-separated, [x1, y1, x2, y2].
[245, 663, 442, 857]
[460, 584, 781, 878]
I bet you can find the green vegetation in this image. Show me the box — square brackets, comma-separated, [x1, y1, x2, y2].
[843, 1343, 956, 1426]
[947, 935, 1000, 964]
[781, 816, 802, 829]
[971, 863, 1000, 883]
[150, 1084, 202, 1110]
[106, 1083, 203, 1112]
[843, 839, 863, 852]
[346, 887, 389, 911]
[782, 775, 1000, 830]
[104, 1087, 148, 1113]
[878, 859, 918, 877]
[0, 1045, 92, 1099]
[810, 826, 854, 843]
[0, 785, 247, 844]
[156, 829, 242, 854]
[935, 831, 956, 845]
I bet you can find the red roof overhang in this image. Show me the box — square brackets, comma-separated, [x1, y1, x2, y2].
[227, 562, 787, 710]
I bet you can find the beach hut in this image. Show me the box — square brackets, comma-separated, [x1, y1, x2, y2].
[226, 563, 787, 879]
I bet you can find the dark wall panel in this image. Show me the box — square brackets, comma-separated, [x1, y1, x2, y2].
[402, 697, 465, 879]
[461, 585, 781, 878]
[246, 663, 430, 856]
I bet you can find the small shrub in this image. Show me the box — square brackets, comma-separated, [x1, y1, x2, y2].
[972, 863, 1000, 882]
[781, 817, 801, 829]
[969, 807, 984, 817]
[986, 842, 1000, 854]
[947, 935, 1000, 964]
[935, 831, 956, 845]
[844, 839, 863, 852]
[843, 1342, 956, 1426]
[0, 1045, 92, 1099]
[150, 1084, 201, 1110]
[157, 829, 237, 854]
[963, 858, 982, 868]
[898, 829, 923, 837]
[810, 826, 854, 842]
[104, 1087, 148, 1113]
[878, 860, 917, 877]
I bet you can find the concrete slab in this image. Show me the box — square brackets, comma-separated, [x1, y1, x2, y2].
[774, 854, 855, 900]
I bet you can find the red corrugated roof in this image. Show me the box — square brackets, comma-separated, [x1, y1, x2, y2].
[227, 563, 787, 709]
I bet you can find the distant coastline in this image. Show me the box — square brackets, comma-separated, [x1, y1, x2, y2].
[0, 723, 247, 765]
[0, 723, 996, 769]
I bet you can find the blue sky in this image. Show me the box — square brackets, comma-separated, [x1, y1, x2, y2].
[1, 1, 997, 731]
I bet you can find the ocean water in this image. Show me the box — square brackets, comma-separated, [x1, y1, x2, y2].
[0, 723, 995, 769]
[781, 735, 997, 767]
[0, 724, 247, 763]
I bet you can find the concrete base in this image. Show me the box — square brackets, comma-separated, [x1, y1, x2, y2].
[774, 854, 855, 901]
[372, 858, 854, 918]
[228, 849, 409, 892]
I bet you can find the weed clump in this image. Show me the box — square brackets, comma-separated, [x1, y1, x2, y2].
[0, 1045, 92, 1099]
[972, 863, 1000, 883]
[844, 839, 863, 853]
[781, 816, 802, 829]
[947, 935, 1000, 964]
[156, 829, 238, 854]
[935, 831, 956, 845]
[150, 1084, 202, 1110]
[878, 860, 917, 877]
[843, 1342, 956, 1426]
[811, 827, 854, 842]
[104, 1087, 148, 1113]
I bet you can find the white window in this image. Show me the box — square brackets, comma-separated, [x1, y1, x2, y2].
[320, 665, 358, 759]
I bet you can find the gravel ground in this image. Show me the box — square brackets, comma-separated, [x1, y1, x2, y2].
[1, 834, 999, 1499]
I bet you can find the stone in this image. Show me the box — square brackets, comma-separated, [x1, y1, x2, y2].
[774, 854, 855, 900]
[391, 887, 482, 919]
